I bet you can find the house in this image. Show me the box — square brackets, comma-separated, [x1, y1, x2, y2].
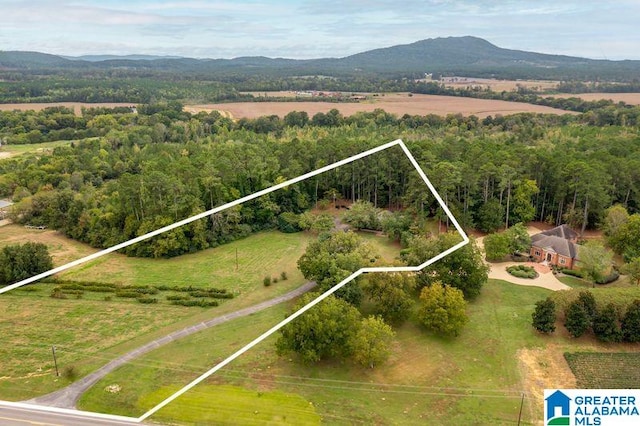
[530, 224, 580, 269]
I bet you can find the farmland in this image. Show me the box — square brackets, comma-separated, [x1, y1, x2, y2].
[184, 93, 574, 119]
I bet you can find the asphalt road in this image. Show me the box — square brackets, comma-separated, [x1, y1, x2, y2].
[0, 404, 138, 426]
[29, 281, 317, 409]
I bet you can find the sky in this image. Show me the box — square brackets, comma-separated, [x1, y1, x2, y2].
[1, 0, 639, 60]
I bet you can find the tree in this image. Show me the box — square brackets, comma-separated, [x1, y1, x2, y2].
[476, 198, 504, 233]
[621, 299, 640, 343]
[276, 294, 361, 363]
[0, 242, 53, 285]
[483, 232, 511, 261]
[576, 291, 597, 322]
[507, 223, 531, 254]
[622, 257, 640, 286]
[403, 232, 488, 299]
[603, 205, 629, 237]
[297, 231, 375, 305]
[564, 300, 590, 338]
[607, 214, 640, 262]
[352, 316, 395, 369]
[531, 297, 556, 333]
[511, 179, 539, 224]
[592, 303, 621, 342]
[418, 282, 468, 337]
[342, 200, 381, 230]
[578, 240, 613, 284]
[362, 271, 416, 323]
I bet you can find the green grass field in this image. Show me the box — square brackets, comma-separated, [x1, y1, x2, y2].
[0, 140, 79, 158]
[80, 279, 555, 425]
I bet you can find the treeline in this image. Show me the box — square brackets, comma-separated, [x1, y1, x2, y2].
[1, 104, 640, 257]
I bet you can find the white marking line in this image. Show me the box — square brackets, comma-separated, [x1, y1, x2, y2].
[0, 139, 402, 294]
[1, 139, 469, 423]
[0, 400, 137, 424]
[137, 140, 469, 422]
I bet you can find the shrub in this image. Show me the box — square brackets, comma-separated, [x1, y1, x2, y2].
[273, 277, 279, 283]
[263, 276, 272, 287]
[103, 296, 112, 302]
[170, 299, 219, 307]
[115, 290, 140, 298]
[561, 268, 585, 278]
[62, 365, 78, 380]
[166, 294, 190, 301]
[621, 300, 640, 343]
[593, 303, 621, 342]
[507, 265, 537, 279]
[595, 270, 620, 285]
[50, 287, 67, 299]
[565, 300, 590, 338]
[280, 271, 288, 281]
[137, 296, 158, 304]
[532, 297, 556, 333]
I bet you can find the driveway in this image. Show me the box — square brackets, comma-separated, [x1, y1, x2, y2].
[475, 225, 570, 291]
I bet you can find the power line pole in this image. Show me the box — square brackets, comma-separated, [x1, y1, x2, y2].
[51, 346, 59, 377]
[517, 393, 524, 425]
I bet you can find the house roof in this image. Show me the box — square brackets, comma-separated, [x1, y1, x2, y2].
[0, 199, 13, 209]
[532, 234, 580, 259]
[537, 224, 578, 241]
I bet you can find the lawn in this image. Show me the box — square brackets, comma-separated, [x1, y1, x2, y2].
[80, 279, 556, 425]
[0, 139, 79, 158]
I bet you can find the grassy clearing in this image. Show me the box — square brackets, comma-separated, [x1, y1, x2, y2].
[139, 385, 320, 425]
[564, 352, 640, 388]
[81, 280, 555, 424]
[356, 232, 401, 264]
[0, 140, 78, 158]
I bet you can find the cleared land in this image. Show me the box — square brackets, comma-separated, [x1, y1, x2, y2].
[0, 103, 135, 116]
[547, 92, 640, 105]
[185, 93, 574, 119]
[0, 140, 78, 159]
[80, 280, 552, 424]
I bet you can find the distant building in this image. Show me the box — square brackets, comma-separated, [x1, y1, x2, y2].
[530, 224, 580, 269]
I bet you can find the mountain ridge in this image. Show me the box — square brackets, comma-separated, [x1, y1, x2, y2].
[2, 36, 639, 81]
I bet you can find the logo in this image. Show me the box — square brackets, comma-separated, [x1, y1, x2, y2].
[545, 390, 571, 425]
[544, 389, 640, 426]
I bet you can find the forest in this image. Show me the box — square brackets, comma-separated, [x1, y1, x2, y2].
[1, 101, 640, 260]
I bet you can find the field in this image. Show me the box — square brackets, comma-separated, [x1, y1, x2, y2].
[0, 102, 136, 116]
[0, 140, 79, 159]
[80, 279, 554, 424]
[564, 353, 640, 388]
[547, 93, 640, 105]
[184, 93, 573, 119]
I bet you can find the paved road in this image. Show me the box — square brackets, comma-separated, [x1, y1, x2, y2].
[29, 281, 316, 409]
[0, 403, 138, 425]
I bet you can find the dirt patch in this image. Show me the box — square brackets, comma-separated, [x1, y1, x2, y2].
[186, 93, 575, 120]
[0, 152, 11, 159]
[518, 345, 577, 425]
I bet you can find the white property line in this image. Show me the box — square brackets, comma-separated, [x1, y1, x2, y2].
[0, 139, 469, 423]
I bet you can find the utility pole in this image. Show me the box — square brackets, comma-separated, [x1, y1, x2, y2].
[517, 393, 524, 425]
[51, 346, 59, 377]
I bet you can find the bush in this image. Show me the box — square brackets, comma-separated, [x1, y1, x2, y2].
[622, 300, 640, 342]
[62, 365, 78, 380]
[565, 300, 590, 338]
[166, 294, 190, 301]
[273, 277, 279, 283]
[115, 290, 140, 298]
[507, 265, 537, 279]
[263, 276, 272, 287]
[137, 296, 158, 304]
[170, 299, 219, 307]
[50, 287, 67, 299]
[280, 271, 288, 281]
[561, 268, 585, 278]
[532, 297, 556, 333]
[593, 303, 621, 342]
[595, 270, 620, 285]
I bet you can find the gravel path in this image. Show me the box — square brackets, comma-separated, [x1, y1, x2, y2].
[28, 281, 316, 409]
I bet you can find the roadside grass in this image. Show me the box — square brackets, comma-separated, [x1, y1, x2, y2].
[80, 279, 555, 425]
[139, 385, 320, 425]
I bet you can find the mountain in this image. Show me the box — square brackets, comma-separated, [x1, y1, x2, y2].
[2, 36, 639, 81]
